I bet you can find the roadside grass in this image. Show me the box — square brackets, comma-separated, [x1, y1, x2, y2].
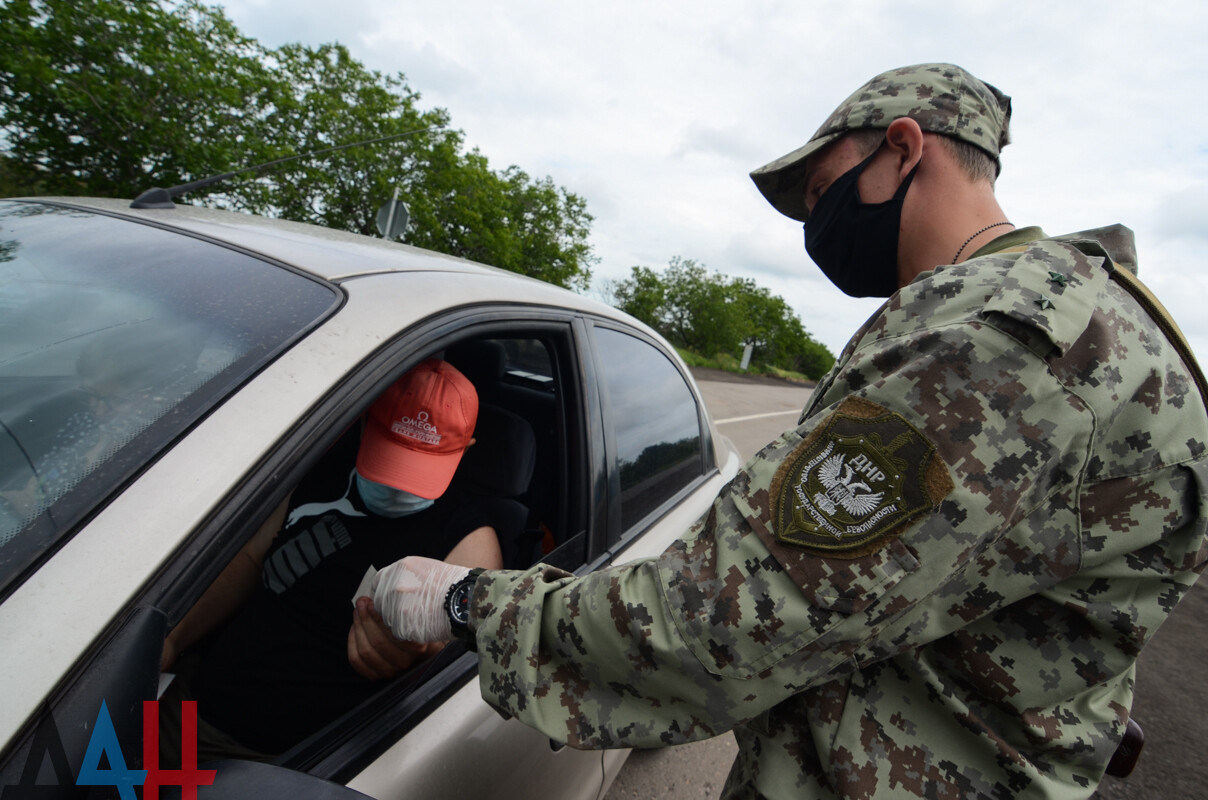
[674, 347, 812, 384]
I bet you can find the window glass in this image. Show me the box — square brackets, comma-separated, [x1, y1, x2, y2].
[445, 336, 567, 563]
[0, 201, 340, 592]
[594, 327, 703, 532]
[499, 338, 553, 389]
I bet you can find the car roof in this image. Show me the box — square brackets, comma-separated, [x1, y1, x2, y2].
[11, 196, 670, 374]
[21, 197, 567, 288]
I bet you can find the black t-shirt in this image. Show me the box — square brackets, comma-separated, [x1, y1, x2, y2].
[194, 428, 491, 753]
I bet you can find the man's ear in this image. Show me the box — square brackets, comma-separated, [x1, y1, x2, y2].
[884, 117, 924, 179]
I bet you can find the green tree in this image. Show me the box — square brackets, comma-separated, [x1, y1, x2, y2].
[612, 257, 835, 379]
[402, 153, 594, 291]
[0, 0, 273, 196]
[614, 256, 744, 359]
[610, 265, 666, 329]
[795, 337, 836, 380]
[659, 258, 744, 358]
[728, 278, 827, 374]
[0, 0, 596, 289]
[226, 42, 460, 238]
[0, 154, 45, 197]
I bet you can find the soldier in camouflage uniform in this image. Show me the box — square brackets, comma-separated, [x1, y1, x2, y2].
[370, 64, 1208, 799]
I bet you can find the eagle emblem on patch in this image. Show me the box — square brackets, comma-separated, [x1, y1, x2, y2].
[772, 397, 952, 557]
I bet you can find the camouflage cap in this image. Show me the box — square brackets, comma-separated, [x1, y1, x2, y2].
[750, 63, 1012, 221]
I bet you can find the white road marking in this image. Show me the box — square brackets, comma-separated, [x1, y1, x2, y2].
[715, 409, 801, 425]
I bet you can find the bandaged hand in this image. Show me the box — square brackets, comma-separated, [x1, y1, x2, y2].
[370, 556, 471, 643]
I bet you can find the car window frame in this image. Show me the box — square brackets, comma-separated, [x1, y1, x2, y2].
[132, 305, 597, 784]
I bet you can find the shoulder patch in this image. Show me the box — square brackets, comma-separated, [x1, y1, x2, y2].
[770, 397, 953, 558]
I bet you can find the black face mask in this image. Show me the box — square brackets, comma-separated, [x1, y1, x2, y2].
[803, 147, 918, 298]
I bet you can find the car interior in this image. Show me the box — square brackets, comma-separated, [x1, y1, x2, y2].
[444, 337, 566, 569]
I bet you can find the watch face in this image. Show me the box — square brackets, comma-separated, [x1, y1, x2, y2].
[447, 579, 473, 626]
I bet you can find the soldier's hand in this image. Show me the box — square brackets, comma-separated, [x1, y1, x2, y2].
[371, 556, 470, 643]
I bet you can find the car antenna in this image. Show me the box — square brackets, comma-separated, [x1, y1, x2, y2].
[129, 126, 436, 209]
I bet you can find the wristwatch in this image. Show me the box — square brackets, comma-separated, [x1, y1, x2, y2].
[444, 568, 486, 649]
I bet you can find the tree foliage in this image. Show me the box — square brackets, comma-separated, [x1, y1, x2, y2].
[0, 0, 272, 195]
[613, 256, 835, 379]
[0, 0, 595, 289]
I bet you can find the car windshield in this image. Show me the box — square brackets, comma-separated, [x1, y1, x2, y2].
[0, 201, 340, 595]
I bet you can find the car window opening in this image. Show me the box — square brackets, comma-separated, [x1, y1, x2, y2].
[158, 333, 580, 769]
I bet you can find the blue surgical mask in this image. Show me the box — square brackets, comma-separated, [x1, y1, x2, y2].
[355, 473, 435, 518]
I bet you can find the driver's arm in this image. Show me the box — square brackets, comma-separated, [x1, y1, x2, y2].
[160, 495, 289, 671]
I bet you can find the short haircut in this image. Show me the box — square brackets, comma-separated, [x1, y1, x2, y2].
[846, 128, 1000, 186]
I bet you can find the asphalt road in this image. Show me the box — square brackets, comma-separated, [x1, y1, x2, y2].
[603, 369, 1208, 800]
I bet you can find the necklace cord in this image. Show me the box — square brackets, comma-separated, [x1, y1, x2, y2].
[952, 222, 1014, 264]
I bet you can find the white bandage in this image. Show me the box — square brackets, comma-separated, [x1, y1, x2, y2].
[370, 556, 471, 643]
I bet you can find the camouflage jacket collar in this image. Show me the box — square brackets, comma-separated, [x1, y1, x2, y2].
[974, 224, 1139, 276]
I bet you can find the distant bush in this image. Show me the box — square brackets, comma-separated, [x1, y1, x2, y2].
[614, 257, 835, 380]
[674, 349, 813, 384]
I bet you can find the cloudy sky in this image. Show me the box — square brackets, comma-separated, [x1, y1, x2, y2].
[217, 0, 1208, 359]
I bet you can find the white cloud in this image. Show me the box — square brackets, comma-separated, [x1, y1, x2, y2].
[1153, 184, 1208, 241]
[216, 0, 1208, 357]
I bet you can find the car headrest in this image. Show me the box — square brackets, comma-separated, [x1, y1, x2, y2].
[455, 404, 536, 498]
[445, 340, 506, 388]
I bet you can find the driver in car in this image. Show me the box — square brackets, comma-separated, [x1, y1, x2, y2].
[158, 359, 501, 761]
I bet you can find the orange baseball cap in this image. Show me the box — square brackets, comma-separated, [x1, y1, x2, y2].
[356, 359, 479, 499]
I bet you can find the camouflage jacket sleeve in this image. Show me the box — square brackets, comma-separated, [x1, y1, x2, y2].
[468, 238, 1208, 781]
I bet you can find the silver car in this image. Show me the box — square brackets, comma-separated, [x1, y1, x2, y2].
[0, 197, 741, 798]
